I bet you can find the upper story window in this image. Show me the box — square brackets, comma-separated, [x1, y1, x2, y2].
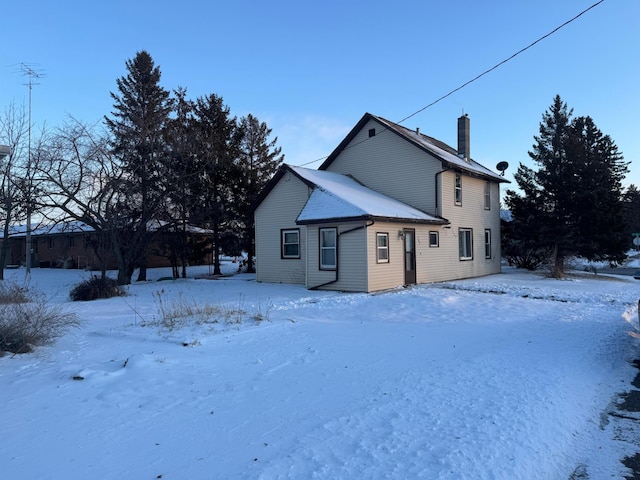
[281, 229, 300, 259]
[459, 228, 473, 260]
[376, 233, 389, 263]
[484, 181, 491, 210]
[319, 228, 337, 270]
[454, 172, 462, 205]
[68, 236, 75, 248]
[48, 237, 55, 249]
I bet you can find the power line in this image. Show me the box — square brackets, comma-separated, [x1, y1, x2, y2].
[298, 0, 605, 167]
[397, 0, 605, 125]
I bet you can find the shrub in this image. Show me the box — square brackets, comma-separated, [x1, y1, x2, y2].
[0, 282, 29, 305]
[0, 292, 79, 354]
[70, 276, 124, 301]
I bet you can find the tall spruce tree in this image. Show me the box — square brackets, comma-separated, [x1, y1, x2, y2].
[190, 94, 242, 276]
[235, 114, 284, 272]
[105, 51, 172, 284]
[505, 95, 629, 277]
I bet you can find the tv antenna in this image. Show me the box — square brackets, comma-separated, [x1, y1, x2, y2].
[18, 62, 46, 275]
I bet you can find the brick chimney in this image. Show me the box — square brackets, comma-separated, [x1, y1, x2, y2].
[457, 114, 470, 161]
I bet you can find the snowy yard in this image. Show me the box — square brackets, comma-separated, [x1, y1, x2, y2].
[1, 263, 639, 479]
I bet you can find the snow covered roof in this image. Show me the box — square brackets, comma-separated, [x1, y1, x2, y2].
[289, 165, 447, 225]
[320, 113, 509, 183]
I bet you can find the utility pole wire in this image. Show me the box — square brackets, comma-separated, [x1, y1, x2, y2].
[299, 0, 605, 167]
[398, 0, 606, 124]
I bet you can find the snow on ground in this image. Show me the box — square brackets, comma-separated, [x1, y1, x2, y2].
[1, 263, 639, 479]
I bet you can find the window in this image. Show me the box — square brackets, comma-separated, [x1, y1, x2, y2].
[376, 233, 389, 263]
[484, 181, 491, 210]
[368, 128, 376, 137]
[319, 228, 337, 270]
[459, 228, 473, 260]
[485, 229, 492, 259]
[429, 231, 439, 247]
[68, 236, 75, 248]
[48, 237, 54, 249]
[281, 229, 300, 259]
[454, 172, 462, 205]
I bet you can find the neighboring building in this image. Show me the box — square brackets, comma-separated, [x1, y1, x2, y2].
[253, 113, 509, 292]
[2, 221, 213, 270]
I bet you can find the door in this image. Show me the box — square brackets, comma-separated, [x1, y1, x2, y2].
[404, 228, 416, 285]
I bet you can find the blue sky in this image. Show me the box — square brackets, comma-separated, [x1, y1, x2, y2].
[2, 0, 638, 191]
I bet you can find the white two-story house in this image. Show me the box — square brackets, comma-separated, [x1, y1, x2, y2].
[252, 113, 509, 292]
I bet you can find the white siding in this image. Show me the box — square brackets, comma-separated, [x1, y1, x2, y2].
[254, 172, 309, 285]
[306, 223, 368, 292]
[325, 119, 442, 214]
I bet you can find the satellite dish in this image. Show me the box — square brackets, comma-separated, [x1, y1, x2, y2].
[496, 161, 509, 176]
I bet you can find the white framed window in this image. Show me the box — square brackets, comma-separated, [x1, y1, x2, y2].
[319, 228, 337, 270]
[454, 172, 462, 205]
[376, 233, 389, 263]
[429, 231, 439, 247]
[281, 229, 300, 259]
[459, 228, 473, 260]
[484, 181, 491, 210]
[485, 229, 492, 259]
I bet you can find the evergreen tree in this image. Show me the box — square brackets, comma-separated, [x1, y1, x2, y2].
[190, 94, 242, 276]
[235, 114, 284, 272]
[104, 51, 172, 284]
[505, 95, 629, 277]
[622, 185, 640, 249]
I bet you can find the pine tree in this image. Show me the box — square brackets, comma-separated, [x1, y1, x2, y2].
[190, 94, 242, 276]
[505, 95, 629, 277]
[104, 51, 172, 284]
[235, 114, 284, 272]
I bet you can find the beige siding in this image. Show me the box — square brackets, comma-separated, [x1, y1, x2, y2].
[254, 172, 309, 285]
[306, 223, 368, 292]
[324, 119, 442, 213]
[367, 223, 405, 292]
[425, 170, 502, 281]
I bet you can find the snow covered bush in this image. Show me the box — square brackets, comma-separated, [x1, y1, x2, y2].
[0, 286, 79, 354]
[70, 276, 124, 301]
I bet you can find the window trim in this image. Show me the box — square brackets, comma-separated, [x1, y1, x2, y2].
[454, 172, 462, 205]
[376, 232, 389, 263]
[484, 229, 492, 259]
[459, 228, 473, 261]
[319, 227, 337, 271]
[484, 181, 491, 210]
[281, 228, 300, 259]
[429, 231, 439, 248]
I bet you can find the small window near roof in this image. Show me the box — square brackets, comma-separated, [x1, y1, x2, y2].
[429, 231, 439, 247]
[376, 233, 389, 263]
[454, 172, 462, 205]
[368, 128, 376, 138]
[484, 181, 491, 210]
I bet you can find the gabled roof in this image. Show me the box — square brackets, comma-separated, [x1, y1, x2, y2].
[319, 113, 509, 183]
[286, 165, 447, 225]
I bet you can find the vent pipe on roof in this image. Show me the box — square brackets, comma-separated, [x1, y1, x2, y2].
[457, 114, 470, 162]
[416, 127, 420, 135]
